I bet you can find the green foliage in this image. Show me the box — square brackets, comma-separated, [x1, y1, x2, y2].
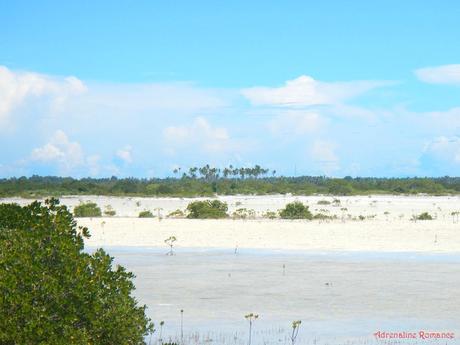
[1, 173, 460, 198]
[232, 208, 255, 219]
[186, 200, 228, 219]
[0, 199, 153, 344]
[279, 202, 313, 220]
[74, 202, 102, 217]
[138, 210, 154, 218]
[167, 209, 186, 218]
[262, 211, 278, 219]
[313, 213, 336, 220]
[415, 212, 434, 220]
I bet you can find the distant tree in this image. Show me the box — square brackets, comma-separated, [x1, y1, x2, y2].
[0, 199, 153, 344]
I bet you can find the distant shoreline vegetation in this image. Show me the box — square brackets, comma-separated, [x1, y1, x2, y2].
[1, 165, 460, 197]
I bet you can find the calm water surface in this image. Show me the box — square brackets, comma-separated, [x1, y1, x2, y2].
[87, 247, 460, 345]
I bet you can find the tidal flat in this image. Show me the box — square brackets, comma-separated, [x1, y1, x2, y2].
[96, 247, 460, 345]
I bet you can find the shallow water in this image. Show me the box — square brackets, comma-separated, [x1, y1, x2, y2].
[89, 247, 460, 345]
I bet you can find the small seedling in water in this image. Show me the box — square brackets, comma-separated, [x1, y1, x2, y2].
[156, 321, 164, 344]
[180, 309, 184, 344]
[165, 236, 177, 255]
[244, 313, 259, 345]
[290, 320, 302, 345]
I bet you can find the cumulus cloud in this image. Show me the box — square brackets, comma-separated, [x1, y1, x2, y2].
[241, 75, 389, 107]
[0, 66, 86, 126]
[415, 64, 460, 85]
[30, 130, 85, 173]
[28, 130, 117, 176]
[163, 117, 239, 154]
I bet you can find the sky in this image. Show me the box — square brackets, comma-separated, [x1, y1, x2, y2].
[1, 0, 460, 178]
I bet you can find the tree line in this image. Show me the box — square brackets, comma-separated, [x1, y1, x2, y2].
[1, 166, 460, 197]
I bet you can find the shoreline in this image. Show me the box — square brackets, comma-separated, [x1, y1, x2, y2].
[79, 217, 460, 253]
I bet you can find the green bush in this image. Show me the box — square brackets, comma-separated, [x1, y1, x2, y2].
[74, 202, 102, 217]
[186, 200, 228, 219]
[139, 210, 154, 218]
[313, 213, 336, 220]
[0, 199, 153, 344]
[416, 212, 433, 220]
[279, 201, 313, 220]
[167, 209, 185, 218]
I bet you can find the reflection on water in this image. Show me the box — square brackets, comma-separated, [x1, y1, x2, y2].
[87, 247, 460, 344]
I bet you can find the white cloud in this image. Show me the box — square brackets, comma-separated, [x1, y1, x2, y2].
[309, 140, 340, 175]
[116, 146, 133, 164]
[163, 117, 239, 154]
[415, 64, 460, 85]
[0, 66, 86, 126]
[241, 75, 388, 107]
[30, 130, 85, 173]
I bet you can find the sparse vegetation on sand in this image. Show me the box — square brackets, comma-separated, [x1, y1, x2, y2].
[104, 205, 116, 216]
[74, 202, 102, 217]
[232, 207, 256, 219]
[167, 209, 186, 218]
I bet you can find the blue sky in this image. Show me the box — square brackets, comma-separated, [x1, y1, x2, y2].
[1, 1, 460, 177]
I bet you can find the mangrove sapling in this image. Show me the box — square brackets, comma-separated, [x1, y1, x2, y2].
[290, 320, 302, 345]
[180, 309, 184, 344]
[158, 321, 164, 345]
[165, 236, 177, 255]
[104, 205, 116, 216]
[155, 207, 164, 221]
[384, 211, 390, 221]
[244, 313, 259, 345]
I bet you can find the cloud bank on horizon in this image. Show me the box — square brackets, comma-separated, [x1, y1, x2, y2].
[1, 1, 460, 178]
